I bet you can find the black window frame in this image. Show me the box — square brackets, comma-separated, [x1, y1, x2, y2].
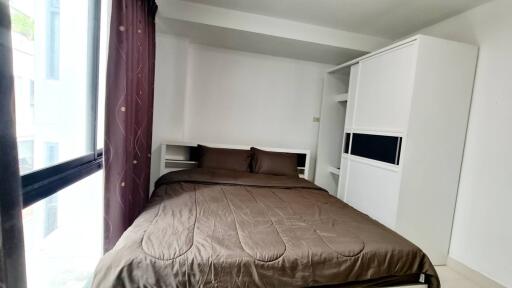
[20, 0, 103, 208]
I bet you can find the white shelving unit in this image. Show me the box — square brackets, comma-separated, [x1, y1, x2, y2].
[160, 141, 198, 175]
[314, 64, 352, 195]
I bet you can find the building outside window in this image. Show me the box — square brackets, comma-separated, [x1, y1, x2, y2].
[46, 0, 60, 80]
[43, 142, 59, 237]
[18, 139, 34, 175]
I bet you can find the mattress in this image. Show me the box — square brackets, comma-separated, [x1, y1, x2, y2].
[92, 168, 439, 287]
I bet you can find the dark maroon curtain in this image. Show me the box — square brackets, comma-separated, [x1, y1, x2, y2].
[0, 2, 27, 287]
[104, 0, 158, 252]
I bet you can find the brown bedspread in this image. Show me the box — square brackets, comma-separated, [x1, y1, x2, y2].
[93, 168, 439, 288]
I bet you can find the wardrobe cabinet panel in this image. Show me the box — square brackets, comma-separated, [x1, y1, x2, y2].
[337, 155, 349, 200]
[345, 159, 401, 229]
[344, 64, 359, 131]
[353, 44, 417, 133]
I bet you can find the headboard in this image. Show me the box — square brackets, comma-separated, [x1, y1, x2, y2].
[159, 141, 311, 179]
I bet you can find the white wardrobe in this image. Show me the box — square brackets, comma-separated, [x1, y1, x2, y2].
[315, 35, 478, 265]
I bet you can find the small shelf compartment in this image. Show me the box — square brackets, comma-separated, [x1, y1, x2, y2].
[334, 93, 348, 102]
[328, 166, 340, 175]
[161, 142, 200, 172]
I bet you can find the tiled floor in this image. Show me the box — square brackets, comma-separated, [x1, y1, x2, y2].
[436, 266, 483, 288]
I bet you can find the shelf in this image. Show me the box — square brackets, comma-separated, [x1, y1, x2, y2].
[334, 93, 348, 102]
[328, 166, 340, 175]
[164, 141, 198, 147]
[297, 167, 306, 176]
[164, 159, 197, 164]
[164, 159, 198, 169]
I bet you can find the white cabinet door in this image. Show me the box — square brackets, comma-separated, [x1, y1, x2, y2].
[344, 158, 401, 229]
[353, 43, 417, 133]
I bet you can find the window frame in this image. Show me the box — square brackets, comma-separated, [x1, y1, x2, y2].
[20, 0, 103, 208]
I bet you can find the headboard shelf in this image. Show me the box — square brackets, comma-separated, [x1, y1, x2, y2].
[160, 142, 311, 179]
[164, 159, 197, 163]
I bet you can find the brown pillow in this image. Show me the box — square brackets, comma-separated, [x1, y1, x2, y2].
[197, 145, 252, 172]
[251, 147, 298, 177]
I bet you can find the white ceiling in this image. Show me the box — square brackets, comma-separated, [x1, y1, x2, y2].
[182, 0, 491, 39]
[157, 17, 367, 64]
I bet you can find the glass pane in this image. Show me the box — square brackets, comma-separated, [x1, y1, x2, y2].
[350, 133, 402, 165]
[11, 0, 95, 174]
[23, 171, 103, 288]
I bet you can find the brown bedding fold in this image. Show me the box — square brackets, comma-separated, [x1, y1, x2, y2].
[93, 168, 439, 288]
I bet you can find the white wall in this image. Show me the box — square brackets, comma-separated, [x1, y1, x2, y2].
[150, 34, 189, 188]
[152, 34, 189, 143]
[184, 44, 329, 156]
[151, 34, 330, 187]
[418, 1, 512, 286]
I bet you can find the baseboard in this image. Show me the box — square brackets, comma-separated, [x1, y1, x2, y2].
[446, 257, 505, 288]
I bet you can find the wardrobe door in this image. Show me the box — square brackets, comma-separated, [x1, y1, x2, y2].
[344, 159, 401, 229]
[353, 43, 417, 133]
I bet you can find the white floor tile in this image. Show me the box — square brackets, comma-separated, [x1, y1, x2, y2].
[436, 266, 483, 288]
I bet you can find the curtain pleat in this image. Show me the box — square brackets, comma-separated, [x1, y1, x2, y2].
[0, 1, 27, 287]
[103, 0, 158, 252]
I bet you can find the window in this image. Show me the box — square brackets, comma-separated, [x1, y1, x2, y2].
[9, 0, 105, 286]
[43, 194, 58, 237]
[46, 0, 60, 79]
[29, 79, 35, 107]
[12, 0, 101, 176]
[10, 0, 104, 203]
[44, 142, 59, 165]
[23, 171, 103, 287]
[18, 139, 34, 174]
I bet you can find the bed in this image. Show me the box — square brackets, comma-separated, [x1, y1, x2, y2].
[93, 165, 439, 287]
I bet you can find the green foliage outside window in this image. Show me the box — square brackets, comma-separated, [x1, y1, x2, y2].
[11, 9, 34, 40]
